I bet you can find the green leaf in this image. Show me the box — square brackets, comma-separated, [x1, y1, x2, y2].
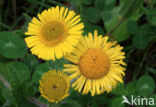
[137, 24, 151, 36]
[68, 91, 92, 106]
[32, 63, 51, 84]
[47, 58, 69, 71]
[112, 11, 141, 42]
[79, 0, 93, 5]
[83, 20, 104, 35]
[0, 81, 6, 90]
[65, 99, 82, 107]
[0, 55, 9, 62]
[104, 0, 116, 10]
[138, 25, 156, 42]
[0, 62, 9, 81]
[125, 81, 137, 96]
[2, 88, 17, 106]
[111, 96, 125, 107]
[96, 93, 108, 104]
[149, 35, 156, 42]
[119, 0, 144, 19]
[112, 21, 130, 42]
[94, 0, 105, 10]
[57, 99, 82, 107]
[132, 35, 149, 49]
[7, 61, 30, 84]
[136, 75, 155, 97]
[146, 8, 156, 26]
[0, 87, 5, 104]
[101, 6, 121, 31]
[38, 96, 47, 104]
[0, 31, 27, 59]
[101, 0, 142, 41]
[111, 83, 125, 96]
[126, 20, 139, 35]
[18, 99, 38, 107]
[149, 16, 156, 26]
[87, 99, 98, 107]
[82, 7, 101, 23]
[7, 62, 33, 101]
[22, 54, 39, 70]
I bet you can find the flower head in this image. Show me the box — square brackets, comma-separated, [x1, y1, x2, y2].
[25, 6, 84, 60]
[63, 30, 126, 96]
[39, 70, 70, 103]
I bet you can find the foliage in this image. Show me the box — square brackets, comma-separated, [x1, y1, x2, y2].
[0, 0, 156, 107]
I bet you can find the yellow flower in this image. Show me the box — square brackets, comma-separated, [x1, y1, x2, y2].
[63, 30, 126, 96]
[39, 70, 70, 103]
[25, 6, 84, 60]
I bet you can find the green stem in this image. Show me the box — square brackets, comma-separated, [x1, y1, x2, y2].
[0, 22, 11, 30]
[132, 42, 153, 80]
[107, 17, 124, 35]
[27, 97, 46, 107]
[125, 48, 136, 62]
[38, 0, 45, 13]
[138, 42, 153, 73]
[22, 13, 32, 21]
[106, 17, 124, 41]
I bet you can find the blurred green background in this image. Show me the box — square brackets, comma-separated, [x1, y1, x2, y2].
[0, 0, 156, 107]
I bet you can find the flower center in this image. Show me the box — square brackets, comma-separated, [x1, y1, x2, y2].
[40, 21, 67, 46]
[79, 48, 110, 79]
[43, 76, 68, 100]
[52, 85, 57, 90]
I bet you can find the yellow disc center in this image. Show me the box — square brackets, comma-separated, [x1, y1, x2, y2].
[42, 75, 68, 100]
[40, 21, 67, 46]
[79, 48, 110, 79]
